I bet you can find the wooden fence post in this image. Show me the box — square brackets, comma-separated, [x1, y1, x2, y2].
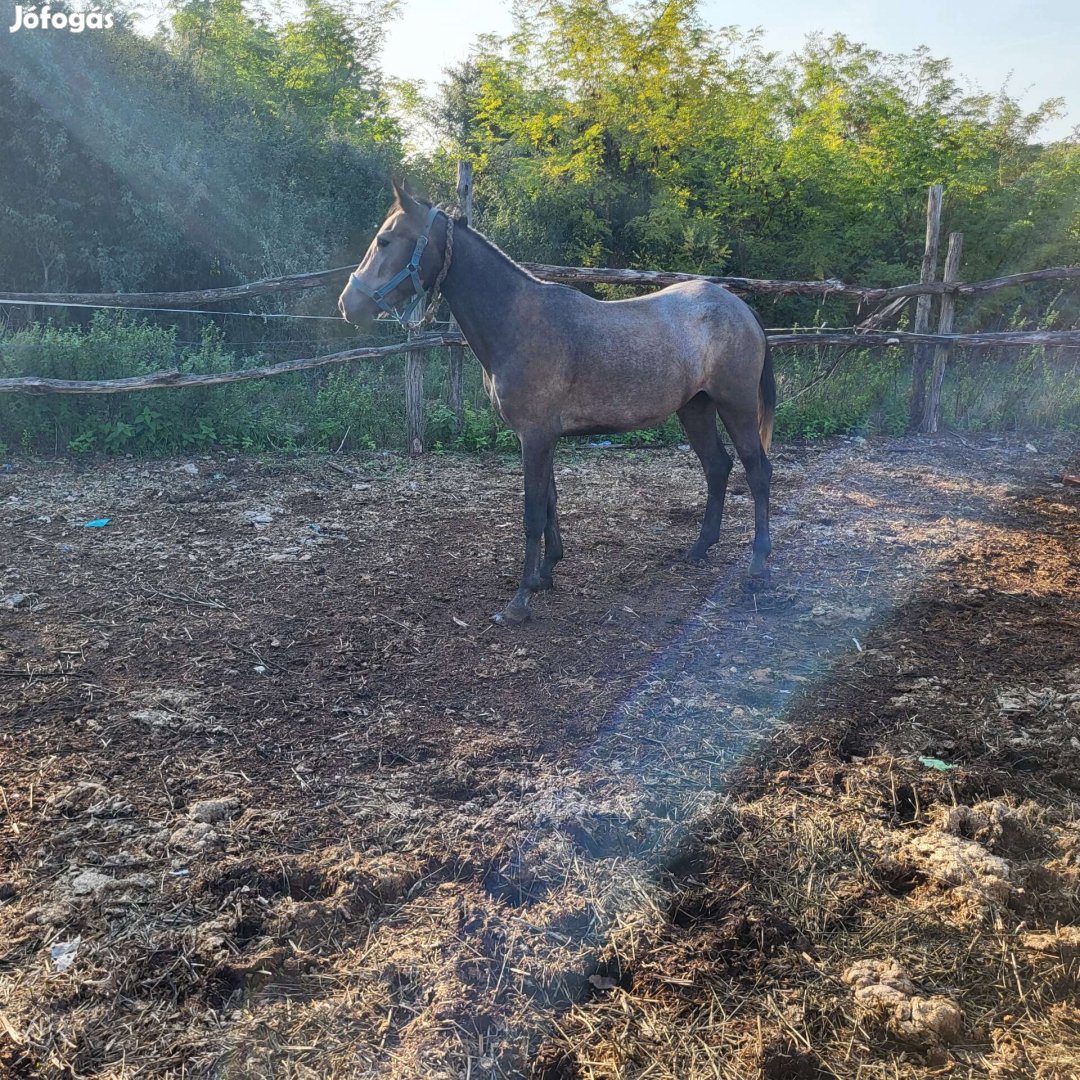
[406, 164, 474, 456]
[447, 160, 473, 435]
[910, 184, 943, 429]
[923, 232, 963, 433]
[405, 336, 425, 455]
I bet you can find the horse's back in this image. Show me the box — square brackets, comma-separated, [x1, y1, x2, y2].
[644, 279, 764, 348]
[551, 278, 764, 372]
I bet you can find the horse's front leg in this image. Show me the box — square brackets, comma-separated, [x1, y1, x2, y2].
[495, 433, 556, 625]
[537, 467, 563, 590]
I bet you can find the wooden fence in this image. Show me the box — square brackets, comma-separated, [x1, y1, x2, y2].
[0, 180, 1077, 448]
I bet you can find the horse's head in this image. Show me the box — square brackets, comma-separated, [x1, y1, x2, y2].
[338, 180, 451, 326]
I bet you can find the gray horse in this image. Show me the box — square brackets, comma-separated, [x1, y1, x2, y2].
[340, 182, 775, 625]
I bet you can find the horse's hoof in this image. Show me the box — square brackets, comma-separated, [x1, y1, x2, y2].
[683, 550, 708, 567]
[747, 567, 772, 592]
[493, 604, 532, 626]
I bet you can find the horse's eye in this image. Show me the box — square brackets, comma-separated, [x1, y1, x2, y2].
[376, 235, 390, 248]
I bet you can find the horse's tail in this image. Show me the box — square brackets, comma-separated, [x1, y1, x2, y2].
[752, 310, 776, 454]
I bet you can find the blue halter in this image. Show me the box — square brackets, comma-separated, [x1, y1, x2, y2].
[349, 205, 441, 328]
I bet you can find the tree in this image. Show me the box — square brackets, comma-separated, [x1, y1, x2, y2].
[415, 0, 1078, 331]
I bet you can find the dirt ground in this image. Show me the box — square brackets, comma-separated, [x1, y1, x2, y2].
[1, 433, 1078, 1079]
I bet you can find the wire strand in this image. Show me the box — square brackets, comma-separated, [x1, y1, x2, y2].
[0, 298, 343, 321]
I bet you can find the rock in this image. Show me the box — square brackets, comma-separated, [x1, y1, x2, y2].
[45, 782, 133, 820]
[70, 870, 114, 896]
[169, 820, 219, 852]
[179, 463, 199, 476]
[29, 900, 77, 926]
[904, 830, 1012, 904]
[1, 592, 29, 609]
[844, 958, 963, 1045]
[45, 781, 107, 817]
[1022, 926, 1080, 958]
[70, 870, 153, 897]
[184, 913, 237, 960]
[188, 797, 241, 823]
[243, 507, 282, 526]
[907, 997, 964, 1044]
[846, 958, 915, 1003]
[940, 800, 1029, 850]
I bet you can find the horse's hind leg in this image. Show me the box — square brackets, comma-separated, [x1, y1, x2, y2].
[538, 469, 563, 590]
[718, 405, 772, 583]
[677, 393, 733, 562]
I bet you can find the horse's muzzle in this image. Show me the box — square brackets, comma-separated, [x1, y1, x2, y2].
[338, 282, 372, 325]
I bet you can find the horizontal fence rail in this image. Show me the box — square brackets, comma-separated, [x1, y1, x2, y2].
[0, 334, 462, 394]
[0, 264, 1077, 309]
[523, 264, 1080, 302]
[766, 329, 1080, 348]
[2, 329, 1077, 396]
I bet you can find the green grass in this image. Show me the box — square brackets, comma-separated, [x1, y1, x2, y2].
[774, 347, 911, 441]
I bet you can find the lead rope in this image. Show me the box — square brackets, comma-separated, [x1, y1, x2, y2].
[415, 210, 455, 329]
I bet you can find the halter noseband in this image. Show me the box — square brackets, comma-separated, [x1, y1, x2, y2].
[349, 205, 444, 328]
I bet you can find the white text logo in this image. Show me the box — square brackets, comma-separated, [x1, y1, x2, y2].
[9, 6, 114, 32]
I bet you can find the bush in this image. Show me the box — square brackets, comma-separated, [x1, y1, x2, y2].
[1, 314, 314, 454]
[772, 347, 910, 441]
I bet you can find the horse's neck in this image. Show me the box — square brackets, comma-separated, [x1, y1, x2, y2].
[441, 227, 534, 372]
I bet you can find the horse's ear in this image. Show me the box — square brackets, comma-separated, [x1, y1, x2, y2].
[390, 176, 406, 206]
[394, 180, 432, 220]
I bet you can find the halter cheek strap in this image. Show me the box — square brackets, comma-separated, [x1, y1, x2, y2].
[349, 205, 441, 327]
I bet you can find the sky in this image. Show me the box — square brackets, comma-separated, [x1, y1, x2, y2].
[377, 0, 1079, 142]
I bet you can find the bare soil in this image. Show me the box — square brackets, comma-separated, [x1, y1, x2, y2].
[0, 433, 1077, 1079]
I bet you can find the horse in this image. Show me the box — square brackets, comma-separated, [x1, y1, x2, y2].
[339, 181, 775, 626]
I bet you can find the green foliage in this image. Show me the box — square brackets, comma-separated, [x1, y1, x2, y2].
[427, 401, 515, 451]
[3, 316, 334, 454]
[313, 366, 403, 450]
[0, 321, 502, 456]
[0, 314, 330, 454]
[771, 343, 1080, 438]
[2, 318, 1076, 457]
[0, 0, 401, 308]
[602, 416, 685, 448]
[773, 348, 911, 440]
[947, 350, 1080, 431]
[414, 1, 1079, 333]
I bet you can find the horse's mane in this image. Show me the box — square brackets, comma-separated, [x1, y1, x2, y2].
[451, 216, 543, 284]
[405, 192, 543, 285]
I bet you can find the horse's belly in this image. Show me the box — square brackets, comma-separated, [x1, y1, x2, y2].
[563, 392, 687, 435]
[486, 347, 704, 435]
[564, 364, 698, 433]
